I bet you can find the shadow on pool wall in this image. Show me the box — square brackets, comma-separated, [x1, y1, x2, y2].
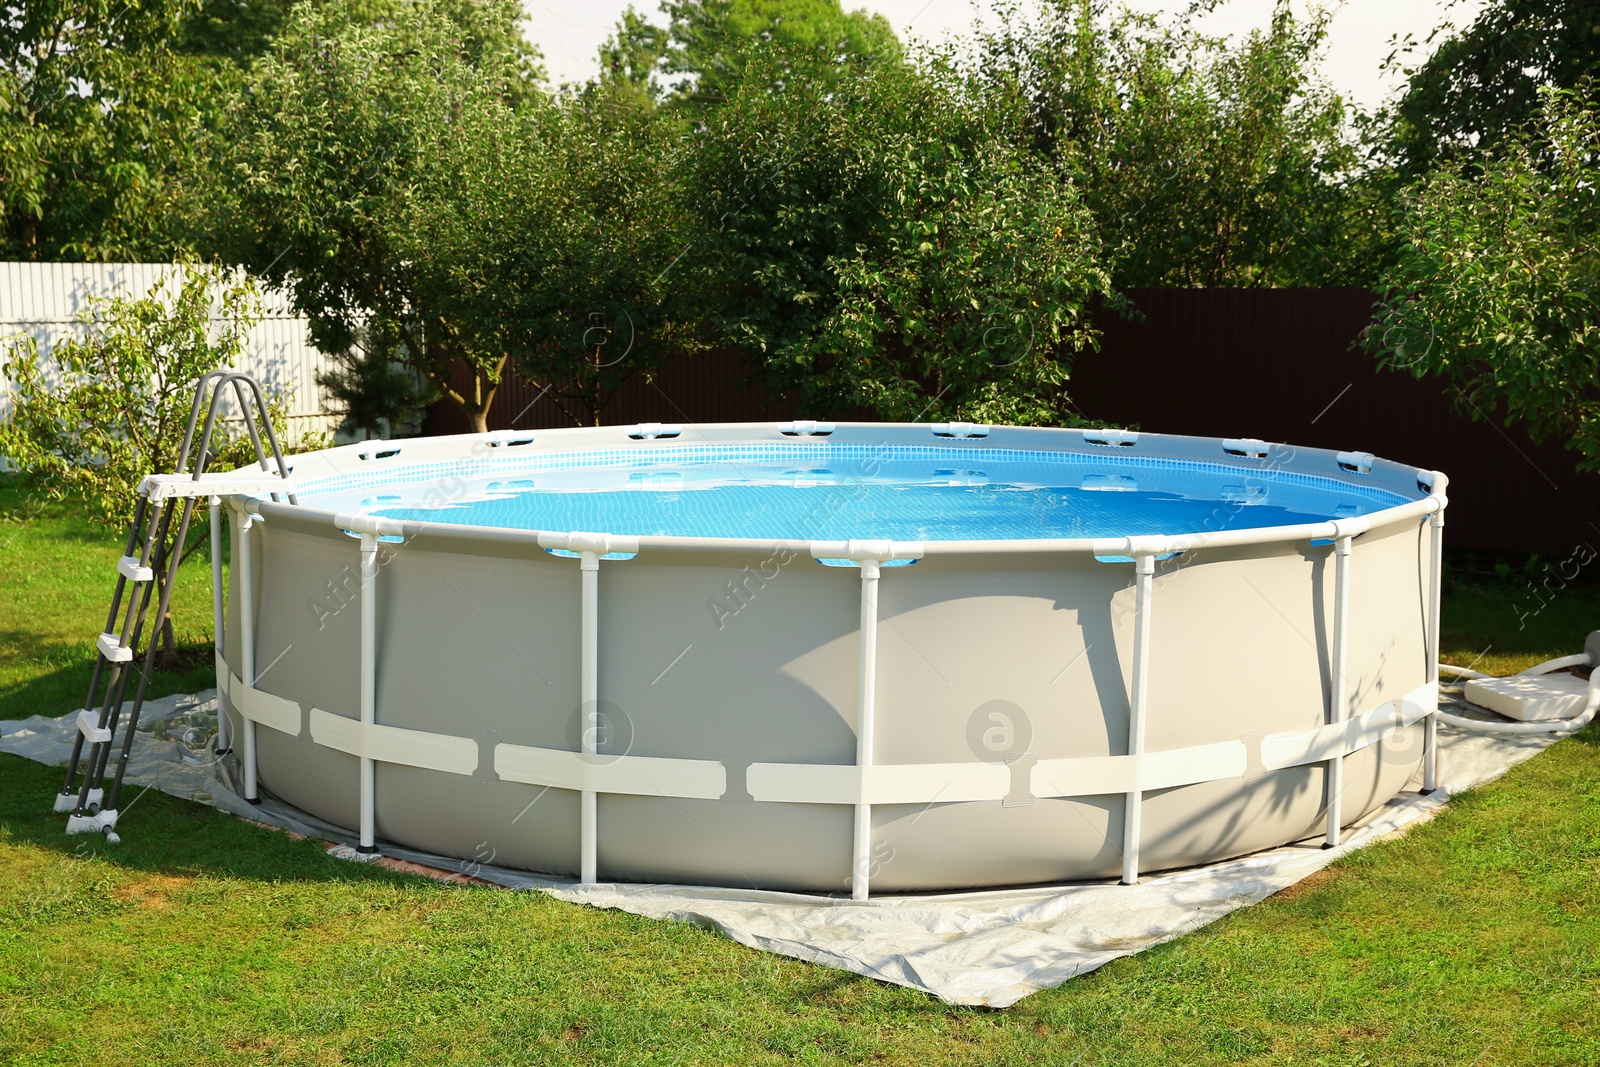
[219, 422, 1442, 895]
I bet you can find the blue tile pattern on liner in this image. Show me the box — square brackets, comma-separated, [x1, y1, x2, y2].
[297, 443, 1411, 542]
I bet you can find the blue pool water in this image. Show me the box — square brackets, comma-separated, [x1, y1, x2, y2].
[302, 445, 1411, 542]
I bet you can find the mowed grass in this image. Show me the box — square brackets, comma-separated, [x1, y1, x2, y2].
[0, 481, 218, 718]
[2, 478, 1598, 1065]
[1439, 576, 1600, 677]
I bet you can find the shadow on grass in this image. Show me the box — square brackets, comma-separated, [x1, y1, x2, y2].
[1440, 582, 1600, 659]
[0, 753, 431, 890]
[0, 637, 218, 721]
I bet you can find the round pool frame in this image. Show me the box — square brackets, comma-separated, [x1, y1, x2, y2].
[209, 422, 1449, 896]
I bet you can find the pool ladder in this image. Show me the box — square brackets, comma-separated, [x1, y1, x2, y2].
[55, 372, 296, 840]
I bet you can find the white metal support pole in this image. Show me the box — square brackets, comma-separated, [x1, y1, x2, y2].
[852, 559, 882, 901]
[1325, 535, 1353, 847]
[1122, 554, 1156, 885]
[238, 505, 258, 803]
[1423, 500, 1446, 794]
[209, 496, 229, 754]
[358, 533, 379, 853]
[579, 550, 600, 884]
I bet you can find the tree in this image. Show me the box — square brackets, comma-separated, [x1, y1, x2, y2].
[1386, 0, 1600, 180]
[211, 0, 545, 433]
[314, 332, 427, 440]
[412, 81, 702, 426]
[1, 0, 209, 259]
[0, 264, 301, 525]
[1367, 86, 1600, 471]
[595, 6, 670, 108]
[0, 0, 333, 261]
[970, 0, 1360, 288]
[0, 265, 309, 654]
[599, 0, 900, 112]
[685, 48, 1113, 423]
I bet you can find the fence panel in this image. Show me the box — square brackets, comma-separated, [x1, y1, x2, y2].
[1074, 288, 1599, 555]
[0, 262, 339, 443]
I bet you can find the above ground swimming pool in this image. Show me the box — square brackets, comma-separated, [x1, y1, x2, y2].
[209, 422, 1448, 897]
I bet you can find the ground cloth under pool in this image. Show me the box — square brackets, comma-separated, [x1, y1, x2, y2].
[0, 687, 1562, 1008]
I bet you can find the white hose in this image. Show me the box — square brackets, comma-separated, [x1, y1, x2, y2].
[1438, 664, 1492, 680]
[1435, 655, 1599, 736]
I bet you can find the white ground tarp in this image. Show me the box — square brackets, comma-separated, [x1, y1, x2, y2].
[0, 689, 1564, 1008]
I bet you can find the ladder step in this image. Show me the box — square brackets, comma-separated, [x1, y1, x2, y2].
[116, 555, 154, 582]
[95, 632, 133, 663]
[139, 472, 295, 502]
[77, 710, 113, 745]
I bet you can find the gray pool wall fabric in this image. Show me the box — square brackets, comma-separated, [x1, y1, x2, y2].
[216, 422, 1445, 894]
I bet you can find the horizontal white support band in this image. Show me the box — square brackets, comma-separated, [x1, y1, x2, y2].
[1034, 740, 1249, 797]
[310, 709, 479, 775]
[116, 555, 154, 583]
[1260, 682, 1436, 770]
[76, 711, 112, 745]
[494, 743, 726, 799]
[96, 632, 132, 663]
[140, 472, 294, 502]
[749, 740, 1247, 807]
[747, 761, 1010, 806]
[227, 673, 302, 736]
[1147, 740, 1250, 789]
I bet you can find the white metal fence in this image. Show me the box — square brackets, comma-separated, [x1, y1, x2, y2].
[0, 262, 342, 443]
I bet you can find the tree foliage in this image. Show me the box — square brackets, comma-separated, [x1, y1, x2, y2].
[970, 0, 1360, 288]
[1386, 0, 1600, 180]
[413, 81, 700, 426]
[212, 0, 544, 432]
[686, 49, 1112, 424]
[314, 334, 427, 441]
[1, 0, 209, 259]
[602, 0, 901, 112]
[1368, 86, 1600, 470]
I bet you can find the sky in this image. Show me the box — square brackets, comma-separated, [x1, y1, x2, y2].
[520, 0, 1487, 115]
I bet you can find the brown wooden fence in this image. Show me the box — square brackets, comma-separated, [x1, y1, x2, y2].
[424, 288, 1600, 554]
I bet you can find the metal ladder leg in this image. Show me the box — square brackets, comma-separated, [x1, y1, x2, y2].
[66, 496, 175, 835]
[56, 498, 149, 813]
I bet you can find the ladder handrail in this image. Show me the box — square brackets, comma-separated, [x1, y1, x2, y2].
[191, 371, 298, 504]
[173, 369, 237, 475]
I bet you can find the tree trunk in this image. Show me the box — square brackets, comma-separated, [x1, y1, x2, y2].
[153, 570, 179, 666]
[159, 614, 178, 666]
[435, 355, 507, 435]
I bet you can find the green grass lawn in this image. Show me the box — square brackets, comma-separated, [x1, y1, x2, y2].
[0, 482, 218, 719]
[2, 480, 1598, 1065]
